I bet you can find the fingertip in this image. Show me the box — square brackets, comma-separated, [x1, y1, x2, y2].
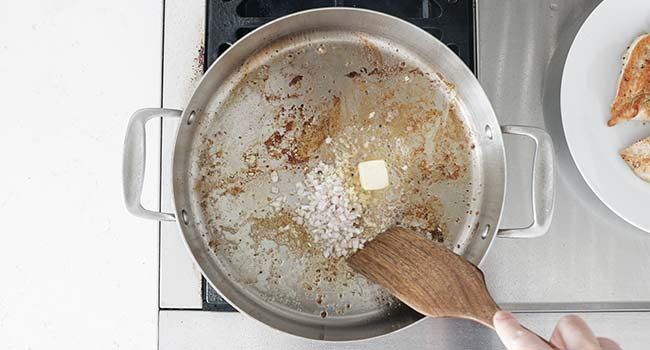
[494, 310, 515, 322]
[493, 311, 552, 350]
[598, 337, 622, 350]
[552, 314, 600, 350]
[558, 314, 588, 328]
[493, 311, 522, 344]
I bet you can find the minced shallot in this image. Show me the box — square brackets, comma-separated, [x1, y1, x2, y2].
[294, 162, 366, 258]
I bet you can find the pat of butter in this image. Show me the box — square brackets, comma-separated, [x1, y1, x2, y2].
[358, 160, 389, 191]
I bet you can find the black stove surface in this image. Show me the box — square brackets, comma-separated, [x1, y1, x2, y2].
[206, 0, 475, 71]
[202, 0, 476, 312]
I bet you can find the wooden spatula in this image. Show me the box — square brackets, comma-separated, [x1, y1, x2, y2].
[347, 227, 554, 346]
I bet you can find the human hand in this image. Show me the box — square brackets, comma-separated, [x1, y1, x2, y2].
[493, 311, 621, 350]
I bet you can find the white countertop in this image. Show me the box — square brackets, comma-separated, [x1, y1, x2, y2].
[0, 1, 162, 349]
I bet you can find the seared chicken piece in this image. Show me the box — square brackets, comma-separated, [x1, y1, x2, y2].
[609, 34, 650, 126]
[621, 137, 650, 183]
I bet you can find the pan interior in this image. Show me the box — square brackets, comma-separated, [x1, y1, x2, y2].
[189, 30, 483, 324]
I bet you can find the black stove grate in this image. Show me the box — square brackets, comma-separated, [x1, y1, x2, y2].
[202, 0, 475, 311]
[206, 0, 475, 71]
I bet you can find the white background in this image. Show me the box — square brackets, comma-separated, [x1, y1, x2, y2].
[0, 1, 162, 349]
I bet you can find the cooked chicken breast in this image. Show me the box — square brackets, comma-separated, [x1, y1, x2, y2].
[609, 34, 650, 127]
[621, 137, 650, 183]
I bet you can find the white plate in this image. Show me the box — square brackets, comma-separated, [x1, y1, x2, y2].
[561, 0, 650, 232]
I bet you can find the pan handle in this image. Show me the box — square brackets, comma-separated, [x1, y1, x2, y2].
[497, 125, 556, 238]
[123, 108, 181, 222]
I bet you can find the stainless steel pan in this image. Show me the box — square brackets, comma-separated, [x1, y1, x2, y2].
[123, 8, 555, 341]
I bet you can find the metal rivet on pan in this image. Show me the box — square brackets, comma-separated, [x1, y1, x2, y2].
[484, 125, 493, 140]
[181, 209, 189, 225]
[480, 224, 490, 239]
[187, 111, 196, 125]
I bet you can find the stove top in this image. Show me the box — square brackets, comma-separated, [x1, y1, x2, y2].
[201, 0, 476, 311]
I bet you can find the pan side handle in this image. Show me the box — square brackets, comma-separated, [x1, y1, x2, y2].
[122, 108, 181, 221]
[498, 126, 556, 238]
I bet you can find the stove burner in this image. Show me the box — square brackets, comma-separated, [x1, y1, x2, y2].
[203, 0, 476, 311]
